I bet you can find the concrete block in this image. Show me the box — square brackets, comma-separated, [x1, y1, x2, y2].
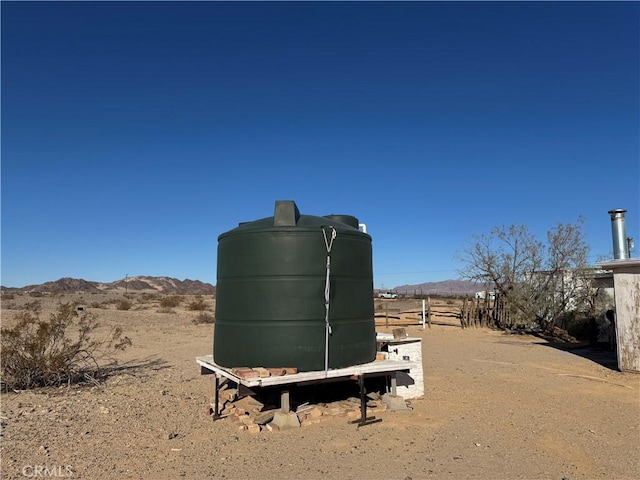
[271, 411, 300, 430]
[381, 393, 409, 411]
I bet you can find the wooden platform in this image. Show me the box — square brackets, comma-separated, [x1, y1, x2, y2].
[196, 355, 418, 388]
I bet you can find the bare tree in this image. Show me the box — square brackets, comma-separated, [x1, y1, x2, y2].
[457, 217, 592, 331]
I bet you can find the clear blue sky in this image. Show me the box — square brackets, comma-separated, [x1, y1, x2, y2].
[2, 1, 639, 289]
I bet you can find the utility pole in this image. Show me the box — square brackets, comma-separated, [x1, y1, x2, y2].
[125, 274, 128, 295]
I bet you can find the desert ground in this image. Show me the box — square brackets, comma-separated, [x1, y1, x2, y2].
[1, 293, 639, 480]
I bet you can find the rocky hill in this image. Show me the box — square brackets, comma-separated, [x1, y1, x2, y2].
[3, 276, 480, 297]
[2, 276, 216, 295]
[391, 279, 482, 296]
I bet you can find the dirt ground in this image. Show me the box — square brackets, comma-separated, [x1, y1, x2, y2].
[1, 294, 639, 479]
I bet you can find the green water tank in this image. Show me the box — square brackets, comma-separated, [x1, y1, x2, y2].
[213, 200, 376, 372]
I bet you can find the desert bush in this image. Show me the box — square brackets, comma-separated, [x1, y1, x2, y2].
[188, 298, 209, 311]
[2, 293, 15, 300]
[557, 310, 595, 341]
[192, 312, 215, 324]
[91, 301, 112, 309]
[160, 295, 182, 308]
[458, 220, 592, 331]
[23, 300, 42, 314]
[157, 307, 175, 314]
[28, 291, 43, 298]
[1, 302, 131, 391]
[116, 299, 132, 311]
[140, 293, 158, 303]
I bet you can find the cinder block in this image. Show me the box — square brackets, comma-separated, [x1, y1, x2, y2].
[271, 411, 300, 430]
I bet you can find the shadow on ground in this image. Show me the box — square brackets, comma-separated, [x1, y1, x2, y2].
[536, 338, 619, 371]
[102, 356, 171, 380]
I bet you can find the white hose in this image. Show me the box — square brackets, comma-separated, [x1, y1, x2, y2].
[322, 227, 337, 375]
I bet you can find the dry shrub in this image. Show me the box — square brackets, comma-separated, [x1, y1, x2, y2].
[1, 294, 24, 311]
[91, 301, 112, 309]
[23, 300, 42, 313]
[140, 293, 158, 303]
[116, 299, 132, 311]
[1, 302, 131, 391]
[188, 298, 209, 311]
[192, 312, 215, 324]
[160, 295, 182, 308]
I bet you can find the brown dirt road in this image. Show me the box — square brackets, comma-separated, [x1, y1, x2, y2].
[1, 297, 639, 479]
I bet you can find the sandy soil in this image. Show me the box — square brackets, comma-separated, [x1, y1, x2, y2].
[1, 294, 639, 479]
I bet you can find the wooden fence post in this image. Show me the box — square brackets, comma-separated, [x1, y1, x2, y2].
[474, 297, 480, 328]
[385, 301, 389, 328]
[461, 297, 467, 329]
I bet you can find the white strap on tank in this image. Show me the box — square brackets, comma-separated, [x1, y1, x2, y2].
[322, 226, 337, 374]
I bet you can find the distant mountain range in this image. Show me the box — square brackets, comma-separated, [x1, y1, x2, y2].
[1, 276, 216, 295]
[2, 276, 481, 297]
[390, 279, 483, 296]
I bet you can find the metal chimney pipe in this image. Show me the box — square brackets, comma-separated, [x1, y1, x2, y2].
[608, 209, 629, 259]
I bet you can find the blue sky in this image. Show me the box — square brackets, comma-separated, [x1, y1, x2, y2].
[2, 1, 639, 289]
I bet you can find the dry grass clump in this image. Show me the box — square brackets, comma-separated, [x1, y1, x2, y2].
[116, 299, 132, 311]
[1, 293, 17, 309]
[139, 293, 159, 303]
[188, 297, 209, 311]
[1, 302, 131, 391]
[192, 312, 215, 324]
[160, 295, 182, 308]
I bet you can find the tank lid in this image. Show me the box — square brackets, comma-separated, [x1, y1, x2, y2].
[220, 200, 370, 240]
[273, 200, 300, 227]
[323, 214, 359, 229]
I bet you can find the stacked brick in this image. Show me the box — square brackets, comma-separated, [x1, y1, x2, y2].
[207, 385, 389, 433]
[230, 366, 298, 379]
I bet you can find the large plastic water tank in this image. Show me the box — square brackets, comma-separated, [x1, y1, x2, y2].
[213, 200, 376, 372]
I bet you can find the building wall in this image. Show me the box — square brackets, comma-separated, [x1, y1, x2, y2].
[611, 265, 640, 373]
[384, 338, 424, 399]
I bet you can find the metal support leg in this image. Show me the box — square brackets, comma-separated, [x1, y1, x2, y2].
[213, 374, 221, 419]
[359, 375, 367, 424]
[349, 374, 382, 427]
